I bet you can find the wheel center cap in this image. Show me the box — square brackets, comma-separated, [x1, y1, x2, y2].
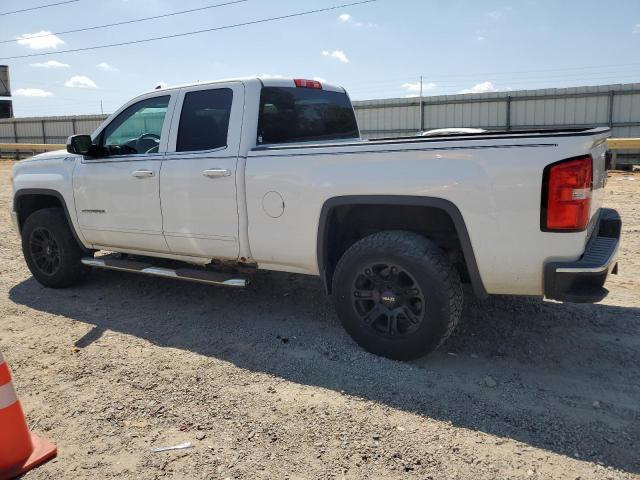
[380, 291, 398, 307]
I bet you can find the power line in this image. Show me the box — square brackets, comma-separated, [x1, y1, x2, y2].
[347, 77, 640, 99]
[414, 62, 640, 81]
[348, 70, 640, 93]
[0, 0, 80, 16]
[0, 0, 248, 45]
[345, 73, 640, 96]
[300, 63, 640, 94]
[344, 63, 640, 88]
[439, 67, 640, 83]
[0, 0, 377, 60]
[342, 66, 640, 94]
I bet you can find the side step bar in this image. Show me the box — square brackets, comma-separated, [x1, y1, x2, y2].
[81, 257, 247, 288]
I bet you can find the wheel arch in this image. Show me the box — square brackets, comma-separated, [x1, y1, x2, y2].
[317, 195, 487, 298]
[13, 188, 88, 252]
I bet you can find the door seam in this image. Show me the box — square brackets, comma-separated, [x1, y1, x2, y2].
[158, 156, 171, 251]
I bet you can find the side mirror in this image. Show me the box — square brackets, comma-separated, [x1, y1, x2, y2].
[66, 134, 95, 156]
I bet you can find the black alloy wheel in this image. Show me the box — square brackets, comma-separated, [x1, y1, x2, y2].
[351, 262, 425, 338]
[29, 227, 61, 276]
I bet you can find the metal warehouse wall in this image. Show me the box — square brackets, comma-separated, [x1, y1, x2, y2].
[353, 82, 640, 140]
[0, 114, 107, 144]
[1, 82, 639, 145]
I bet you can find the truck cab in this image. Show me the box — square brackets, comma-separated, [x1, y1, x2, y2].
[62, 78, 358, 261]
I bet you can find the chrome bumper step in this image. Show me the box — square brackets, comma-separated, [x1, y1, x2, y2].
[81, 257, 247, 288]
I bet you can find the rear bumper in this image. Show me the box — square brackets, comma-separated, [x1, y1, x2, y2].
[544, 208, 621, 303]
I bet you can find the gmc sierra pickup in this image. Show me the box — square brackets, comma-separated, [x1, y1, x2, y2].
[10, 77, 621, 360]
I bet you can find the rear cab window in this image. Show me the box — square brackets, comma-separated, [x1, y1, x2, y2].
[257, 86, 359, 145]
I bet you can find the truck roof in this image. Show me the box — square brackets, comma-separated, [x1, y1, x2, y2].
[147, 77, 346, 95]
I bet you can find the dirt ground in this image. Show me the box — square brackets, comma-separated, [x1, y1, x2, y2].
[0, 160, 638, 480]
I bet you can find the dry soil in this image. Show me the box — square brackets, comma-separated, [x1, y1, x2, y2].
[0, 161, 639, 479]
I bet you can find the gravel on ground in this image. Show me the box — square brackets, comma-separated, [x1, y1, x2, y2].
[1, 161, 639, 479]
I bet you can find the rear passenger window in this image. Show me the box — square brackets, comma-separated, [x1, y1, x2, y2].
[177, 88, 233, 152]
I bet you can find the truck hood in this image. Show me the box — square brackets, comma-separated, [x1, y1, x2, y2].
[19, 149, 73, 163]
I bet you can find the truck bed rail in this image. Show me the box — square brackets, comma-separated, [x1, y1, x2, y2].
[1, 138, 638, 159]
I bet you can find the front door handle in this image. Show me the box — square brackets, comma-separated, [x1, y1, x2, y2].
[132, 169, 155, 178]
[202, 168, 231, 178]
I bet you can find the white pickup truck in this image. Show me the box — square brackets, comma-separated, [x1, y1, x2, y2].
[10, 77, 622, 360]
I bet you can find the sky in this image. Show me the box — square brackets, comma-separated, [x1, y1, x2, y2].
[1, 0, 640, 117]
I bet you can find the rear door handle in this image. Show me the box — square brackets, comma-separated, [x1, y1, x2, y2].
[132, 169, 155, 178]
[202, 168, 231, 178]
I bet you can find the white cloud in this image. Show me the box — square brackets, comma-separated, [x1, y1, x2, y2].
[30, 60, 69, 68]
[475, 29, 488, 41]
[337, 12, 377, 27]
[13, 88, 53, 97]
[633, 24, 640, 34]
[65, 75, 97, 89]
[402, 81, 437, 96]
[16, 30, 64, 50]
[97, 62, 118, 72]
[487, 8, 511, 20]
[460, 81, 497, 94]
[322, 50, 350, 64]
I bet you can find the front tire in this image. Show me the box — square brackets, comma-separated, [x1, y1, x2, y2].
[332, 231, 463, 360]
[21, 208, 87, 288]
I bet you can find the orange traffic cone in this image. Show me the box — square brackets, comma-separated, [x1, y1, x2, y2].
[0, 352, 57, 480]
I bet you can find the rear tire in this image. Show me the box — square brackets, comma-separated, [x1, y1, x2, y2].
[332, 230, 463, 360]
[21, 208, 88, 288]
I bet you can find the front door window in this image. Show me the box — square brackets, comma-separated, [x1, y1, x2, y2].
[101, 96, 170, 155]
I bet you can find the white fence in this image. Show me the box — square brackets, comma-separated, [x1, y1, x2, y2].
[0, 114, 107, 145]
[353, 82, 640, 141]
[1, 82, 639, 161]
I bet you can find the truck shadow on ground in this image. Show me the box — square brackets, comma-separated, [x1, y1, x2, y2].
[9, 269, 640, 474]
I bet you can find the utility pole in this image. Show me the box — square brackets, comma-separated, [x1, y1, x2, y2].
[100, 100, 104, 115]
[419, 75, 424, 133]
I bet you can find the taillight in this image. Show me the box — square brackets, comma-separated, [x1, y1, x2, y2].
[294, 79, 322, 89]
[542, 155, 593, 231]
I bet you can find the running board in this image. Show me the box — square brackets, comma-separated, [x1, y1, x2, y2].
[81, 257, 247, 288]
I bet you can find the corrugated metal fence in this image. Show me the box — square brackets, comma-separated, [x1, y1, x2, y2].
[353, 82, 640, 140]
[0, 114, 107, 145]
[1, 82, 639, 150]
